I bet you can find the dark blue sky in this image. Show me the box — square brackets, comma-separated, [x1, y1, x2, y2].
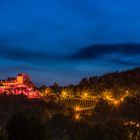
[0, 0, 140, 86]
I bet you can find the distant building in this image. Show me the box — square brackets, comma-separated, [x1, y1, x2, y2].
[0, 73, 40, 98]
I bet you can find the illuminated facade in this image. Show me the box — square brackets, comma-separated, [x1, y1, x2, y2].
[0, 73, 40, 98]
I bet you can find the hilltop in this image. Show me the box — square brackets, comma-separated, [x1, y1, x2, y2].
[58, 67, 140, 98]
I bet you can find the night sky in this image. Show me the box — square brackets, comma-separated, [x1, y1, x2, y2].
[0, 0, 140, 86]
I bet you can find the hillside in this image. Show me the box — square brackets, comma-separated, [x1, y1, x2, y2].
[62, 67, 140, 97]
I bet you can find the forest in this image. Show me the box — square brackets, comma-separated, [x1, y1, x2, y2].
[1, 67, 140, 140]
[40, 67, 140, 98]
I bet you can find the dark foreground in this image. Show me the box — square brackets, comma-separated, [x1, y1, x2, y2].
[0, 94, 139, 140]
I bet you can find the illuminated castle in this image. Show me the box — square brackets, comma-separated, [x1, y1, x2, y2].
[0, 73, 40, 98]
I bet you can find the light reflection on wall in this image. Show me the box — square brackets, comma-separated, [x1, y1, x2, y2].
[0, 73, 40, 98]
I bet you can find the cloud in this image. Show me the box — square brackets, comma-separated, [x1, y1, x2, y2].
[68, 43, 140, 59]
[107, 58, 138, 66]
[0, 39, 64, 64]
[66, 43, 140, 66]
[1, 39, 139, 67]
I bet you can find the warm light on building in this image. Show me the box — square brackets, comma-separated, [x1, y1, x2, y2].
[0, 73, 40, 98]
[62, 92, 66, 96]
[16, 75, 23, 84]
[61, 89, 68, 98]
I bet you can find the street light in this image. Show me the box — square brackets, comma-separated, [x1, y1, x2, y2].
[75, 114, 80, 120]
[120, 98, 124, 102]
[114, 100, 119, 106]
[106, 96, 109, 100]
[83, 92, 88, 98]
[62, 91, 67, 97]
[126, 90, 129, 94]
[75, 106, 80, 111]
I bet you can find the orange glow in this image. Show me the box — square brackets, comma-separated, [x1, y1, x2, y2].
[61, 90, 67, 97]
[126, 90, 129, 94]
[114, 100, 119, 105]
[84, 93, 87, 97]
[75, 106, 80, 111]
[106, 96, 109, 100]
[75, 114, 80, 120]
[105, 95, 113, 101]
[120, 98, 124, 102]
[82, 92, 88, 98]
[17, 75, 23, 84]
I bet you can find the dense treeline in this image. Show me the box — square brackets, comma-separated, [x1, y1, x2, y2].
[49, 67, 140, 98]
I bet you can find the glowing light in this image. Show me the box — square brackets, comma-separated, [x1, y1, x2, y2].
[82, 92, 88, 98]
[0, 73, 40, 98]
[84, 93, 87, 97]
[16, 75, 23, 84]
[114, 100, 119, 106]
[75, 106, 80, 111]
[106, 96, 109, 100]
[120, 98, 124, 102]
[75, 114, 80, 120]
[61, 90, 67, 97]
[126, 90, 129, 94]
[136, 123, 140, 128]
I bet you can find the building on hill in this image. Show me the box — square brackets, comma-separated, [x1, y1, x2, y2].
[0, 73, 40, 98]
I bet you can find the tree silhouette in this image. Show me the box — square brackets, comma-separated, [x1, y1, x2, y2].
[6, 112, 50, 140]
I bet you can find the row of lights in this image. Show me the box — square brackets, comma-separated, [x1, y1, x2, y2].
[62, 90, 130, 120]
[61, 91, 89, 98]
[104, 90, 129, 106]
